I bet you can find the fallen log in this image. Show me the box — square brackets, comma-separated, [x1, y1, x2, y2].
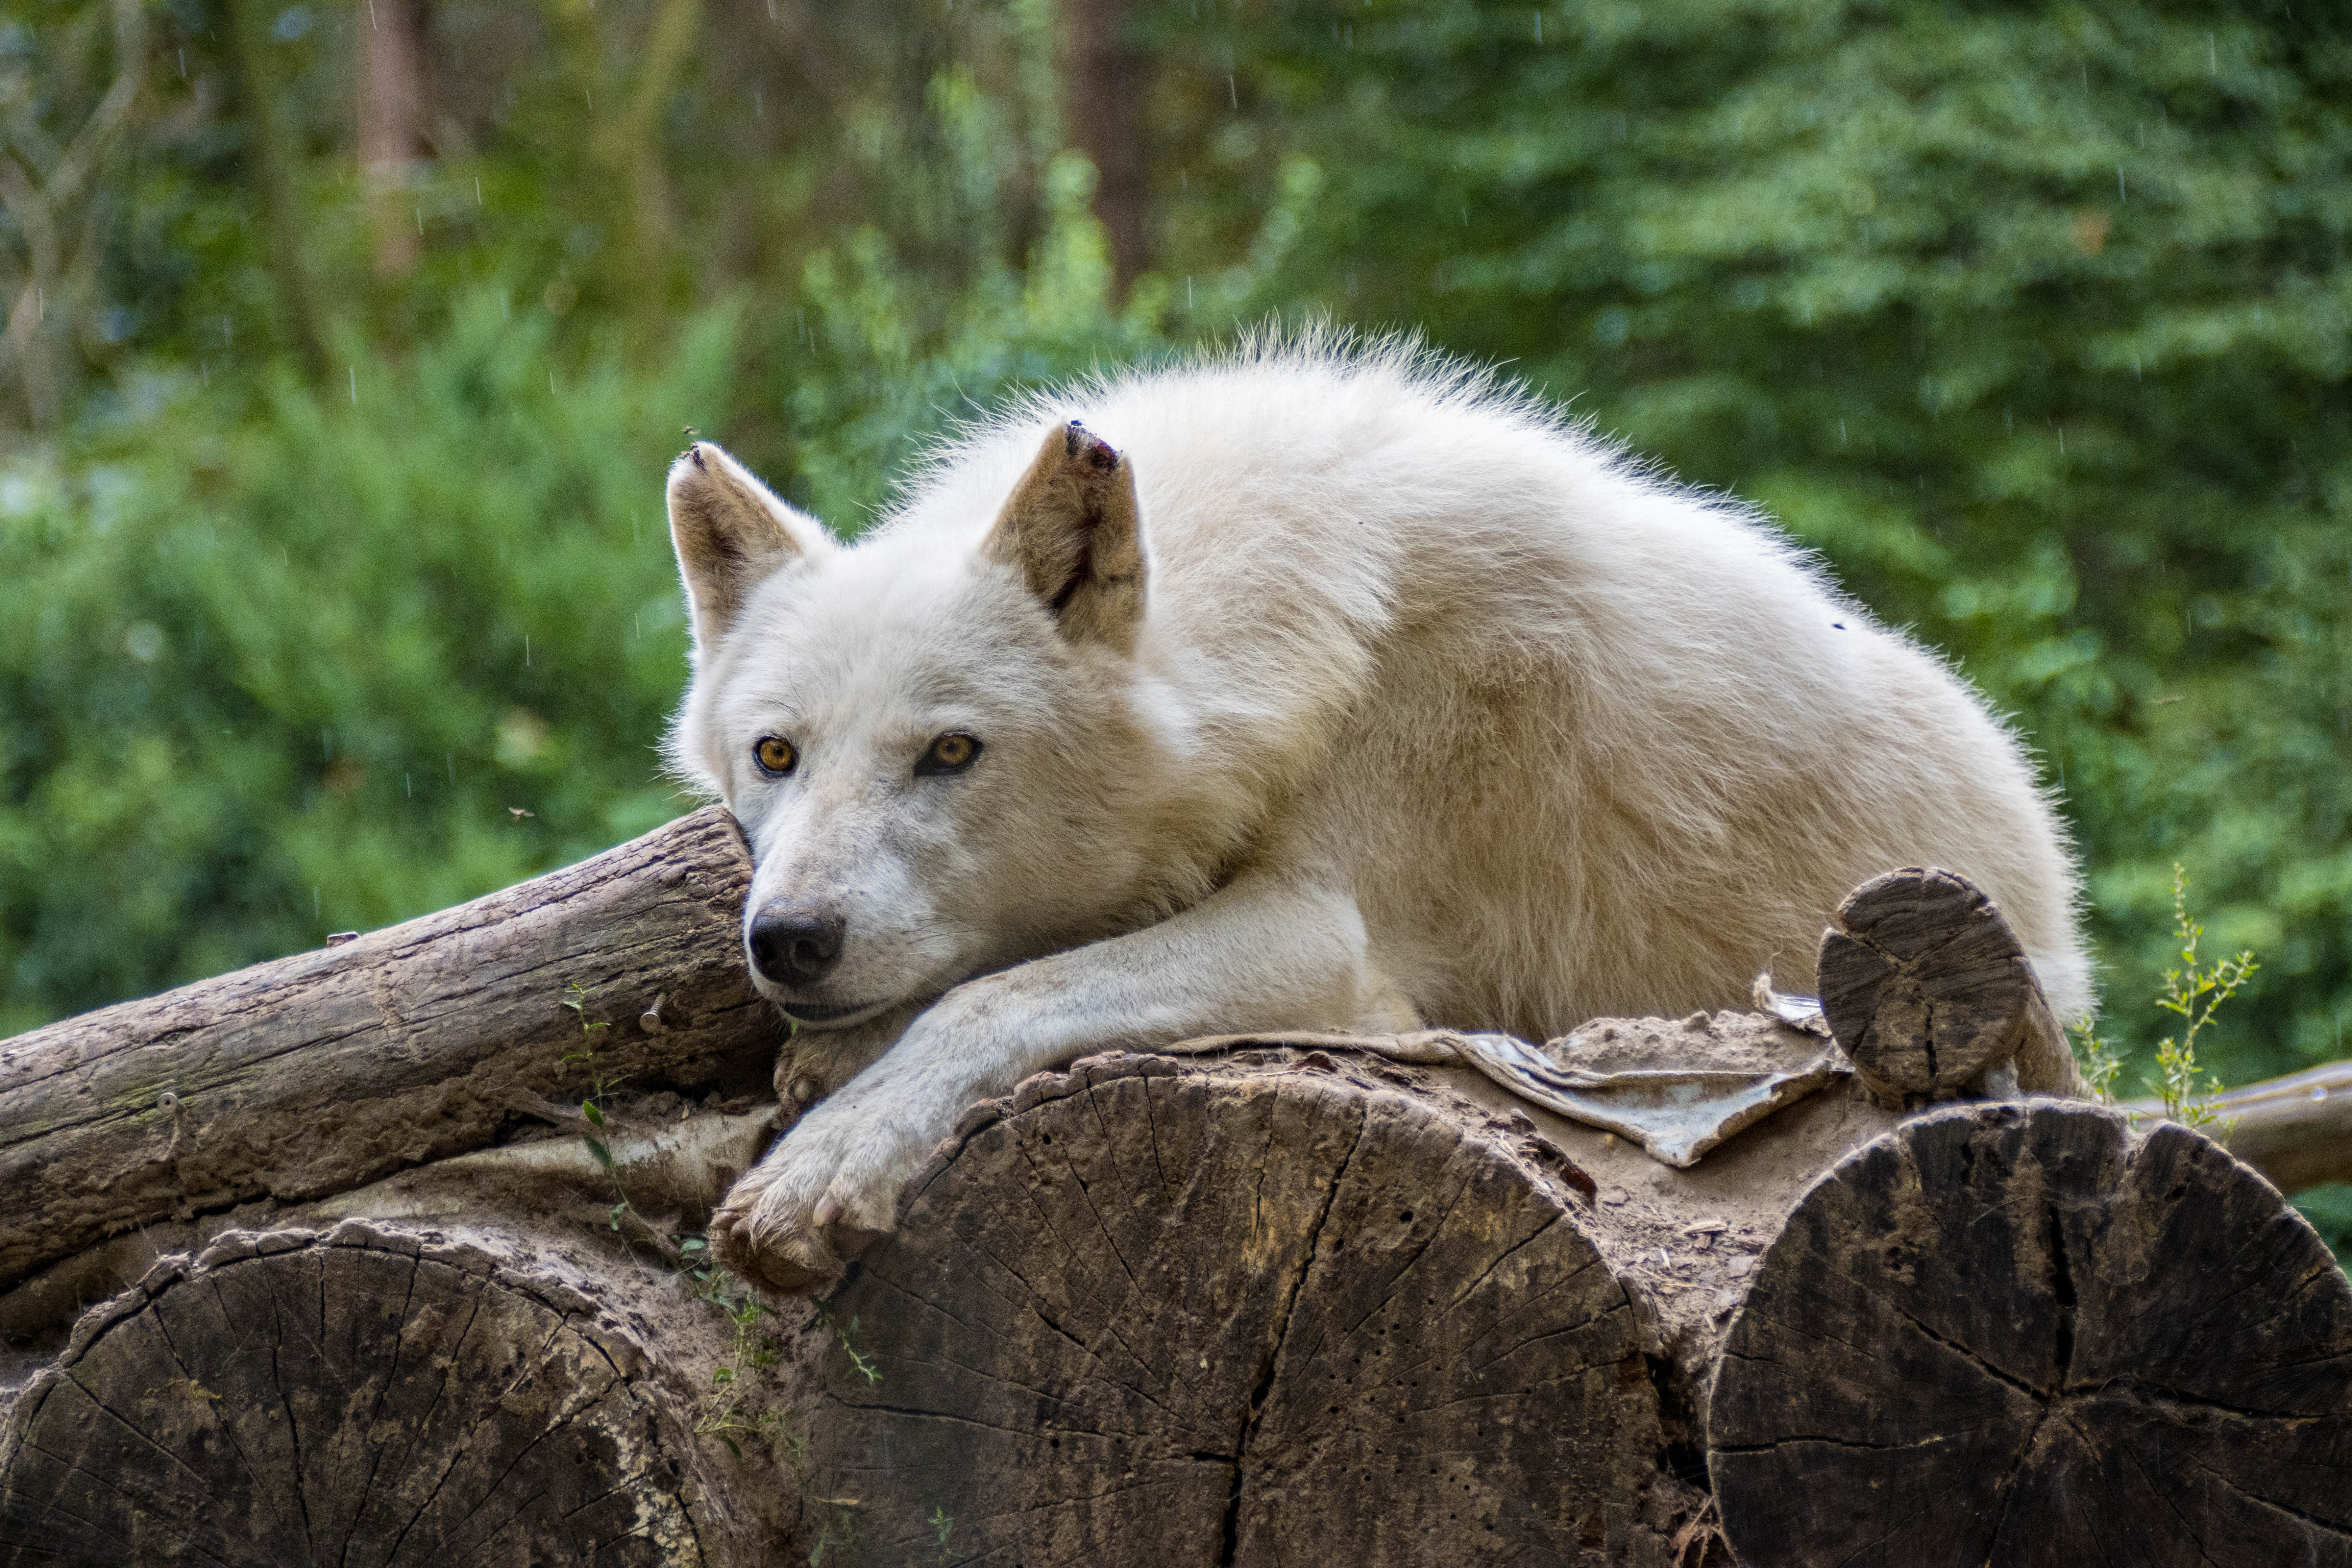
[813, 1051, 1701, 1563]
[794, 1050, 2352, 1566]
[0, 807, 778, 1293]
[2124, 1058, 2352, 1196]
[10, 1041, 2344, 1567]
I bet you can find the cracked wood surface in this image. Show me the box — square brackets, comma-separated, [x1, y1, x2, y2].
[0, 809, 779, 1293]
[1818, 866, 2083, 1103]
[1707, 1101, 2352, 1568]
[0, 1220, 793, 1567]
[806, 1051, 1694, 1567]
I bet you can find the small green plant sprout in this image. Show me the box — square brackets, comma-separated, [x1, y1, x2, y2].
[815, 1304, 883, 1386]
[806, 1507, 864, 1567]
[686, 1254, 800, 1460]
[559, 980, 645, 1233]
[2147, 864, 2257, 1131]
[560, 978, 611, 1041]
[2068, 1015, 2126, 1103]
[929, 1502, 955, 1563]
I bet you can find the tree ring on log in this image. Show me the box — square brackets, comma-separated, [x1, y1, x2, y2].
[1817, 866, 2039, 1103]
[808, 1053, 1668, 1565]
[1708, 1101, 2352, 1567]
[0, 1221, 725, 1566]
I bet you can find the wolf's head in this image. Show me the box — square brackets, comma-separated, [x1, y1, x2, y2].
[664, 424, 1168, 1031]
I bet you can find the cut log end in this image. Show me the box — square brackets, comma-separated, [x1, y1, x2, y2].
[808, 1053, 1685, 1565]
[1708, 1101, 2352, 1568]
[0, 1222, 777, 1567]
[1818, 866, 2082, 1103]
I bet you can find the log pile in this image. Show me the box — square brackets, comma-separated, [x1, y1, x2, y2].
[2, 833, 2349, 1566]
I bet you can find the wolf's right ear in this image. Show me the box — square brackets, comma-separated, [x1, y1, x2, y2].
[666, 442, 831, 655]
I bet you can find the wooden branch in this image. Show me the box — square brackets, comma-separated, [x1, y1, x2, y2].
[2123, 1059, 2352, 1194]
[1064, 0, 1148, 296]
[0, 807, 778, 1295]
[357, 0, 431, 275]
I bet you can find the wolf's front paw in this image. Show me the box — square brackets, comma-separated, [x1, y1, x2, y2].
[710, 1096, 928, 1296]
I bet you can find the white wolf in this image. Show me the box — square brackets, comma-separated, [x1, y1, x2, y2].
[665, 338, 2088, 1294]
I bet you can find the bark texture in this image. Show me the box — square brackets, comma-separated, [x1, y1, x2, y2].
[0, 1220, 799, 1567]
[1709, 1100, 2352, 1568]
[0, 807, 775, 1293]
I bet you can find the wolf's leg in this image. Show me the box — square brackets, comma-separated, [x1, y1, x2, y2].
[711, 875, 1412, 1292]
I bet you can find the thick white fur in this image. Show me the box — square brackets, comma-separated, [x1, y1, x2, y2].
[670, 335, 2089, 1292]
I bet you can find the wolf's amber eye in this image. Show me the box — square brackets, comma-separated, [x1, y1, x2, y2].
[753, 736, 797, 776]
[915, 732, 981, 776]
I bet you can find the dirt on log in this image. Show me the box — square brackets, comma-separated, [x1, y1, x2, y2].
[0, 1220, 803, 1566]
[0, 808, 776, 1292]
[1709, 1100, 2352, 1568]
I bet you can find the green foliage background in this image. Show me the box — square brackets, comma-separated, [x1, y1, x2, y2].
[0, 0, 2345, 1235]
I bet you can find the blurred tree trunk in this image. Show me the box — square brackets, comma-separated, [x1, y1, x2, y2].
[357, 0, 431, 275]
[544, 0, 700, 338]
[1063, 0, 1147, 298]
[227, 0, 329, 379]
[0, 0, 146, 429]
[616, 0, 703, 310]
[756, 0, 850, 114]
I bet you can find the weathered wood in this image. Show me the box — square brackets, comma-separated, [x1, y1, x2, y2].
[1818, 866, 2083, 1102]
[1708, 1101, 2352, 1568]
[0, 1220, 801, 1567]
[0, 1102, 779, 1360]
[801, 1049, 1775, 1567]
[2126, 1058, 2352, 1195]
[0, 808, 778, 1294]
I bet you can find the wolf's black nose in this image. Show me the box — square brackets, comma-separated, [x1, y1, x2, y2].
[749, 910, 844, 987]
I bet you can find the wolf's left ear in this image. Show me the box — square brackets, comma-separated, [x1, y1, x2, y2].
[982, 421, 1146, 653]
[666, 441, 831, 655]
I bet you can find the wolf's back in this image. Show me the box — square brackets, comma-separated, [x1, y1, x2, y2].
[890, 339, 2091, 1035]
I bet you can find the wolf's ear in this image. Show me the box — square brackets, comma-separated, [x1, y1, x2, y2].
[982, 421, 1147, 652]
[666, 442, 830, 654]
